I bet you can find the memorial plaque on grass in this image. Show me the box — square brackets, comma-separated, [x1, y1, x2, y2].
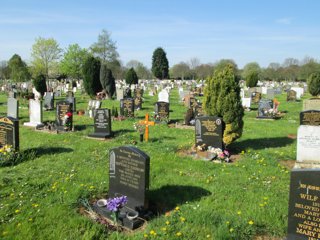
[109, 146, 150, 211]
[300, 110, 320, 126]
[287, 90, 297, 102]
[120, 98, 134, 117]
[287, 169, 320, 240]
[88, 108, 112, 139]
[56, 101, 73, 131]
[7, 97, 19, 119]
[195, 116, 223, 149]
[0, 117, 19, 150]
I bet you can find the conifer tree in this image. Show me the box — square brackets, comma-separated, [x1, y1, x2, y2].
[151, 47, 169, 79]
[82, 56, 102, 98]
[307, 72, 320, 97]
[100, 63, 115, 99]
[203, 64, 244, 146]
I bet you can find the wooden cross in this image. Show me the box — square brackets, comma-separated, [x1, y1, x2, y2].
[138, 113, 155, 142]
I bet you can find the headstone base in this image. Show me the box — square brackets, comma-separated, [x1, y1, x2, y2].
[294, 161, 320, 169]
[88, 132, 113, 139]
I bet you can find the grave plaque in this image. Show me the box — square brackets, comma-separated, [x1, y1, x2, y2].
[155, 101, 169, 122]
[109, 146, 150, 211]
[300, 111, 320, 126]
[88, 108, 112, 139]
[56, 101, 73, 131]
[303, 99, 320, 111]
[7, 98, 19, 119]
[287, 169, 320, 240]
[120, 98, 134, 117]
[0, 117, 19, 150]
[195, 116, 223, 149]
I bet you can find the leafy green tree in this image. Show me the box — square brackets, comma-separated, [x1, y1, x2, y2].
[203, 64, 244, 146]
[299, 57, 320, 81]
[100, 64, 115, 99]
[7, 54, 30, 82]
[170, 62, 191, 80]
[33, 74, 47, 96]
[82, 56, 102, 98]
[194, 64, 214, 80]
[151, 47, 169, 79]
[242, 62, 260, 88]
[126, 60, 152, 79]
[125, 68, 138, 85]
[0, 61, 9, 80]
[307, 73, 320, 97]
[60, 44, 89, 80]
[31, 37, 62, 79]
[90, 29, 119, 63]
[214, 59, 238, 73]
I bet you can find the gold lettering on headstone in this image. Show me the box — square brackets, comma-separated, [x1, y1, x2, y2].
[303, 112, 320, 125]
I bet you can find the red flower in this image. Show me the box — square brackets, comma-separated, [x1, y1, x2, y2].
[65, 112, 72, 117]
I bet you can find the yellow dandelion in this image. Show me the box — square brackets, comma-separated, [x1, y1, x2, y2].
[180, 217, 186, 222]
[229, 228, 234, 232]
[17, 223, 21, 227]
[165, 221, 170, 225]
[161, 227, 167, 231]
[175, 206, 180, 211]
[259, 203, 264, 207]
[248, 220, 254, 225]
[15, 209, 20, 213]
[80, 183, 84, 186]
[89, 186, 95, 189]
[237, 211, 241, 215]
[241, 150, 244, 155]
[150, 230, 156, 236]
[176, 232, 182, 237]
[143, 233, 148, 238]
[206, 235, 211, 238]
[226, 221, 230, 225]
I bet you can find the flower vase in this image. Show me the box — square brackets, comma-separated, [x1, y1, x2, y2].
[140, 134, 144, 142]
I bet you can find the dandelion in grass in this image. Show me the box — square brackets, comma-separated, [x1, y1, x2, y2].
[165, 220, 170, 225]
[229, 228, 234, 232]
[248, 220, 254, 225]
[180, 217, 186, 222]
[161, 227, 167, 231]
[15, 209, 20, 213]
[150, 230, 157, 236]
[237, 211, 241, 215]
[226, 221, 230, 225]
[143, 233, 148, 238]
[176, 232, 182, 237]
[175, 206, 180, 211]
[206, 235, 211, 238]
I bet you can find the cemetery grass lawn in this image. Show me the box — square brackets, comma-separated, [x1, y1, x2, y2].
[0, 91, 302, 239]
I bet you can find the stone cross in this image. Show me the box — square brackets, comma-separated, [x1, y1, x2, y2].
[138, 113, 155, 142]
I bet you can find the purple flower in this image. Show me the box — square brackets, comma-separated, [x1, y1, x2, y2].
[106, 196, 128, 212]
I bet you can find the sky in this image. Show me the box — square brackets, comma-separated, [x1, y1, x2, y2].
[0, 0, 320, 69]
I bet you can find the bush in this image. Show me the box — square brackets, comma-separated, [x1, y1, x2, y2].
[33, 74, 47, 96]
[307, 73, 320, 97]
[203, 64, 244, 146]
[245, 72, 259, 88]
[82, 56, 102, 98]
[125, 68, 138, 85]
[0, 145, 36, 167]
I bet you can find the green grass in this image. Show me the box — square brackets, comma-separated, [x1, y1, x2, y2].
[0, 89, 304, 239]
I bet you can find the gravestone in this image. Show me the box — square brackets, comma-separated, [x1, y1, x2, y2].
[195, 116, 223, 149]
[134, 97, 142, 110]
[116, 88, 124, 101]
[7, 97, 19, 119]
[0, 117, 19, 150]
[87, 100, 102, 118]
[300, 110, 320, 126]
[291, 87, 304, 100]
[120, 98, 134, 117]
[66, 96, 76, 112]
[303, 99, 320, 111]
[154, 101, 170, 122]
[134, 88, 143, 98]
[251, 92, 261, 104]
[287, 90, 297, 102]
[257, 99, 274, 119]
[184, 108, 194, 125]
[66, 91, 74, 98]
[266, 89, 275, 99]
[44, 92, 54, 110]
[88, 108, 112, 139]
[287, 169, 320, 239]
[8, 91, 17, 99]
[23, 99, 44, 128]
[194, 104, 204, 118]
[56, 101, 73, 131]
[241, 97, 251, 109]
[158, 90, 169, 103]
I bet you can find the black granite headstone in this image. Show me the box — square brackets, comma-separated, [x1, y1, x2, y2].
[120, 98, 134, 117]
[300, 110, 320, 126]
[134, 97, 142, 110]
[109, 146, 150, 211]
[56, 101, 73, 131]
[257, 99, 274, 119]
[134, 88, 143, 98]
[287, 169, 320, 240]
[195, 116, 223, 149]
[155, 101, 169, 122]
[0, 117, 19, 150]
[88, 108, 112, 138]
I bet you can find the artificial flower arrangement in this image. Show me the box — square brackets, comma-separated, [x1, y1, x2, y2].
[63, 112, 73, 130]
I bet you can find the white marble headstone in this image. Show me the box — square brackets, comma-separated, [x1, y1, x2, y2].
[296, 125, 320, 167]
[241, 97, 251, 108]
[24, 99, 43, 127]
[158, 90, 169, 103]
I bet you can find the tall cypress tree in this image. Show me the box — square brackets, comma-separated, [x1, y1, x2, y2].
[125, 68, 138, 85]
[203, 64, 244, 146]
[82, 56, 102, 98]
[151, 47, 169, 79]
[100, 63, 115, 99]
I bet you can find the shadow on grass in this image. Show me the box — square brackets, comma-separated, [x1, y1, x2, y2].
[148, 185, 211, 214]
[229, 137, 295, 153]
[25, 146, 73, 157]
[74, 125, 87, 131]
[113, 129, 135, 137]
[150, 136, 176, 142]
